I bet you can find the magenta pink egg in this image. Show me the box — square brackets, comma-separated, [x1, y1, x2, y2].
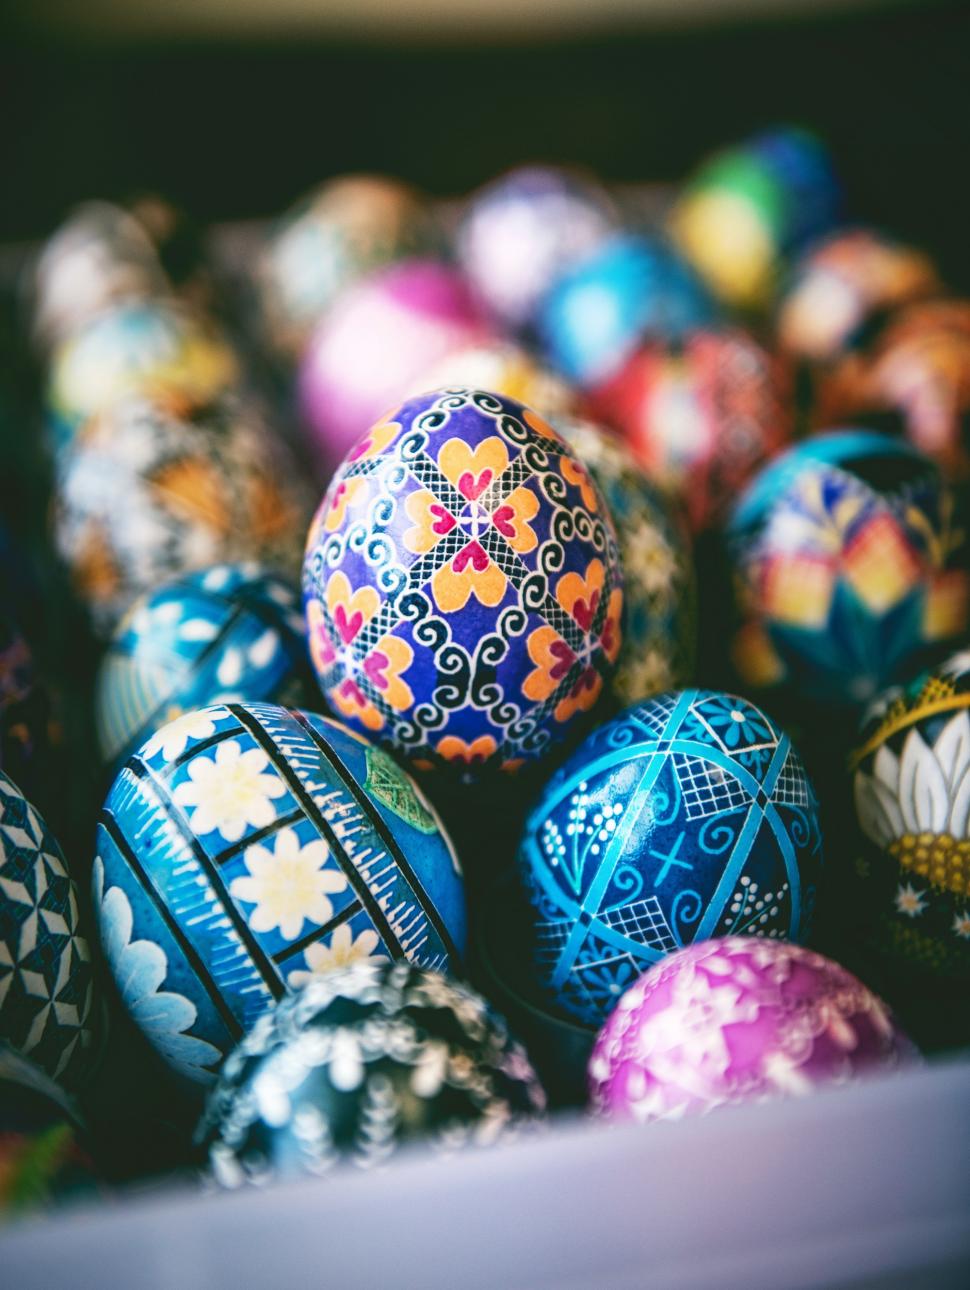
[297, 259, 489, 478]
[588, 937, 917, 1123]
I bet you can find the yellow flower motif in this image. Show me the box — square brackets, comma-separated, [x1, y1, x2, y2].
[230, 827, 347, 942]
[286, 925, 383, 987]
[173, 739, 287, 843]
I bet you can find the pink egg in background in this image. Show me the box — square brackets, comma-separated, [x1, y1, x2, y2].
[297, 258, 490, 478]
[589, 937, 918, 1125]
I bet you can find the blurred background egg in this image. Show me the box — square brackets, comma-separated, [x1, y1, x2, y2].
[728, 430, 970, 712]
[297, 260, 488, 478]
[405, 339, 577, 422]
[0, 772, 98, 1089]
[46, 299, 239, 453]
[303, 387, 623, 781]
[852, 648, 970, 982]
[0, 610, 57, 820]
[591, 326, 791, 535]
[514, 689, 823, 1028]
[551, 416, 696, 706]
[94, 701, 466, 1086]
[52, 392, 310, 637]
[537, 234, 717, 389]
[94, 563, 313, 775]
[588, 937, 916, 1123]
[456, 164, 617, 335]
[257, 174, 437, 362]
[199, 962, 546, 1186]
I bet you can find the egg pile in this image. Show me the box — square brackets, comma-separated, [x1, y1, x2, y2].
[2, 129, 967, 1214]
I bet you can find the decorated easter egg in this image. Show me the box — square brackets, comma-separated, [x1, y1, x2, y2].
[199, 961, 545, 1186]
[406, 340, 577, 422]
[515, 690, 823, 1028]
[777, 228, 940, 363]
[537, 235, 717, 389]
[94, 701, 466, 1085]
[728, 431, 970, 710]
[0, 773, 97, 1088]
[53, 393, 309, 638]
[298, 260, 487, 477]
[47, 300, 239, 452]
[815, 300, 970, 477]
[852, 649, 970, 980]
[669, 127, 840, 310]
[258, 175, 436, 360]
[591, 327, 791, 534]
[589, 937, 915, 1123]
[303, 388, 623, 780]
[0, 1043, 97, 1214]
[552, 416, 695, 705]
[30, 201, 169, 354]
[95, 564, 313, 773]
[457, 164, 616, 333]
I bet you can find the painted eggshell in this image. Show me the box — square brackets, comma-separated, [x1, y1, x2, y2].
[94, 701, 466, 1086]
[589, 937, 916, 1123]
[405, 340, 578, 423]
[31, 200, 169, 354]
[591, 327, 791, 534]
[297, 260, 488, 477]
[728, 430, 970, 710]
[95, 563, 313, 774]
[552, 416, 696, 705]
[777, 228, 940, 363]
[199, 961, 545, 1186]
[258, 174, 436, 361]
[515, 689, 823, 1028]
[53, 393, 310, 638]
[457, 164, 616, 333]
[0, 773, 98, 1089]
[302, 388, 624, 781]
[0, 1043, 97, 1213]
[852, 649, 970, 980]
[669, 127, 839, 310]
[814, 300, 970, 477]
[47, 299, 239, 453]
[537, 234, 717, 389]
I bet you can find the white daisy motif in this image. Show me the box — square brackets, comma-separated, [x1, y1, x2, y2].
[287, 925, 383, 987]
[230, 827, 347, 940]
[895, 882, 927, 918]
[144, 708, 220, 762]
[173, 739, 286, 842]
[952, 911, 970, 940]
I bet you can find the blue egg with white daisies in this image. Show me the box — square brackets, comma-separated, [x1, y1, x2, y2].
[94, 701, 466, 1088]
[515, 689, 823, 1028]
[95, 563, 313, 775]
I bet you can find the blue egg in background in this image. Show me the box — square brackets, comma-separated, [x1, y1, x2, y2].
[95, 563, 313, 775]
[537, 234, 718, 388]
[93, 701, 466, 1087]
[516, 689, 823, 1027]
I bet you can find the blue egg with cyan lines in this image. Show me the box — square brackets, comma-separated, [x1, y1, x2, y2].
[93, 701, 466, 1088]
[515, 689, 822, 1027]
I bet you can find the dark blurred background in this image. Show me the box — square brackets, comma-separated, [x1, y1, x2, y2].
[1, 0, 969, 285]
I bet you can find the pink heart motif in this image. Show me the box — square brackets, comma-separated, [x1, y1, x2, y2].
[452, 541, 490, 574]
[457, 468, 493, 502]
[333, 604, 364, 645]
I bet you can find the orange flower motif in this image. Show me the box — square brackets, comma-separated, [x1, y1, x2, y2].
[437, 436, 510, 499]
[432, 541, 506, 612]
[324, 476, 369, 532]
[404, 488, 458, 555]
[560, 456, 600, 513]
[522, 559, 623, 723]
[362, 634, 414, 713]
[436, 734, 498, 766]
[347, 416, 400, 464]
[523, 407, 562, 443]
[326, 571, 380, 649]
[491, 485, 539, 554]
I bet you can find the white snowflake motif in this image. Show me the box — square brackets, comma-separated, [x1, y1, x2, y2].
[895, 882, 927, 918]
[173, 739, 286, 842]
[287, 924, 383, 987]
[144, 708, 221, 763]
[230, 827, 347, 941]
[952, 911, 970, 940]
